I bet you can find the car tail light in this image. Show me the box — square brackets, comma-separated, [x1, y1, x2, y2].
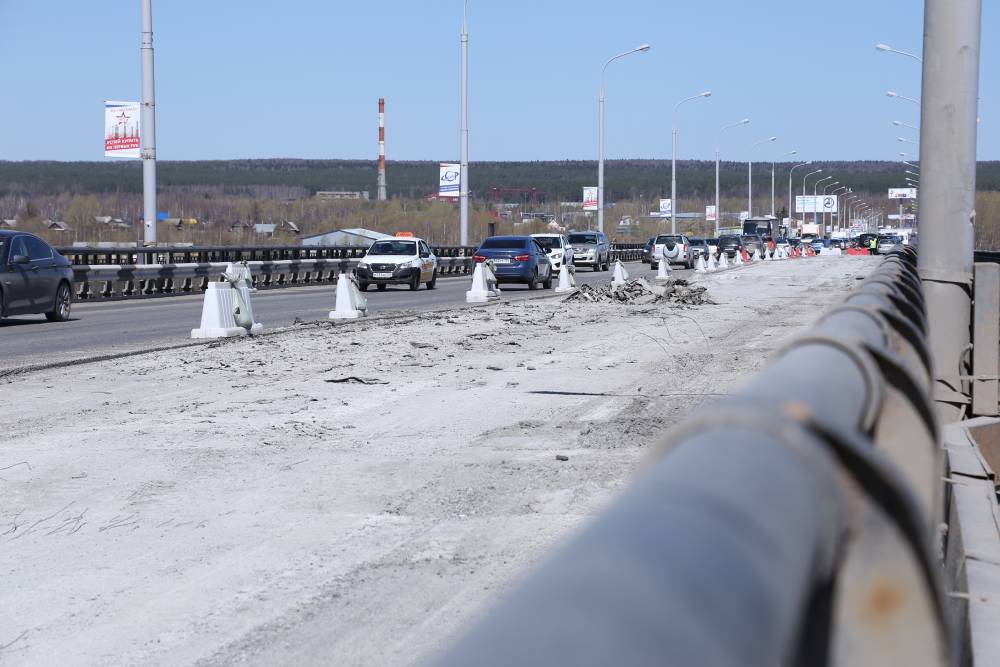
[513, 254, 530, 262]
[473, 255, 486, 263]
[683, 243, 688, 252]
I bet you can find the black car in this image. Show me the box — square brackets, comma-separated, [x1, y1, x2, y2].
[741, 234, 765, 257]
[641, 237, 655, 264]
[717, 234, 743, 258]
[0, 231, 74, 322]
[688, 238, 709, 261]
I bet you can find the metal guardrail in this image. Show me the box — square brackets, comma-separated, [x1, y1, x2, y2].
[434, 246, 954, 666]
[62, 244, 644, 300]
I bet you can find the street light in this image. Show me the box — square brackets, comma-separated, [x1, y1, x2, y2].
[460, 0, 470, 245]
[771, 150, 797, 217]
[875, 43, 923, 63]
[788, 161, 811, 231]
[715, 118, 750, 237]
[748, 136, 777, 217]
[830, 186, 849, 231]
[597, 43, 650, 234]
[813, 176, 834, 229]
[671, 90, 712, 234]
[897, 137, 918, 145]
[886, 90, 921, 106]
[892, 120, 919, 131]
[902, 161, 920, 170]
[821, 181, 840, 233]
[803, 168, 823, 228]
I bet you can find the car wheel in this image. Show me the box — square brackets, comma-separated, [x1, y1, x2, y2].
[358, 281, 370, 292]
[409, 273, 420, 291]
[527, 271, 538, 290]
[542, 269, 553, 289]
[46, 282, 72, 322]
[426, 270, 437, 290]
[377, 283, 387, 292]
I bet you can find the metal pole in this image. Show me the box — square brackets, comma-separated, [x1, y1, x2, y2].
[918, 0, 981, 420]
[788, 162, 810, 235]
[671, 127, 677, 234]
[140, 0, 157, 248]
[598, 79, 605, 233]
[770, 163, 775, 217]
[747, 159, 752, 218]
[715, 146, 720, 236]
[459, 0, 469, 246]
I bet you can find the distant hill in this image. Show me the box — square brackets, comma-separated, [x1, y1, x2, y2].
[2, 159, 998, 202]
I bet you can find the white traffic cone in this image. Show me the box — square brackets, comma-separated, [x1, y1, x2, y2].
[656, 256, 672, 282]
[764, 247, 773, 261]
[752, 248, 762, 262]
[466, 262, 502, 303]
[695, 256, 707, 273]
[329, 272, 368, 319]
[776, 246, 786, 260]
[191, 262, 263, 339]
[554, 262, 577, 293]
[611, 260, 629, 286]
[707, 253, 718, 272]
[734, 250, 744, 266]
[719, 252, 729, 269]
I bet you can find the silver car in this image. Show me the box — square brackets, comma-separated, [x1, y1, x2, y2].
[568, 231, 610, 272]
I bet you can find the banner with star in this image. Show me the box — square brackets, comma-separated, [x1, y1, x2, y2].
[104, 100, 141, 159]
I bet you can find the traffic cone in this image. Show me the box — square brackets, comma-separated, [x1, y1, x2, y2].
[466, 262, 502, 303]
[719, 252, 729, 269]
[655, 257, 672, 282]
[734, 250, 744, 266]
[611, 260, 629, 286]
[329, 272, 368, 319]
[695, 256, 707, 273]
[752, 249, 762, 262]
[707, 253, 718, 272]
[554, 262, 577, 293]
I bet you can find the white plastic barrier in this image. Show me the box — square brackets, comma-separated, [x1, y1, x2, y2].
[554, 263, 577, 293]
[329, 272, 368, 319]
[466, 262, 501, 303]
[191, 282, 263, 339]
[611, 260, 630, 286]
[695, 256, 707, 273]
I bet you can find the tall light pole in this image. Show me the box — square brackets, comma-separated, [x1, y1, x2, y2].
[875, 42, 923, 63]
[886, 90, 921, 106]
[459, 0, 469, 246]
[830, 186, 849, 231]
[747, 136, 776, 217]
[821, 180, 840, 233]
[771, 150, 796, 217]
[597, 44, 650, 234]
[140, 0, 157, 247]
[671, 91, 712, 234]
[802, 169, 823, 229]
[893, 120, 920, 131]
[813, 175, 834, 228]
[715, 118, 750, 237]
[788, 161, 811, 232]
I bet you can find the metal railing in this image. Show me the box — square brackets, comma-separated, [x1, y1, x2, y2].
[433, 247, 954, 666]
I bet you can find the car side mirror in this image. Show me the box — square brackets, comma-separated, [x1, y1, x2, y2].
[11, 254, 29, 265]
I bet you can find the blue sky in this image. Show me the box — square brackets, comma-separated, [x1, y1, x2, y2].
[0, 0, 995, 162]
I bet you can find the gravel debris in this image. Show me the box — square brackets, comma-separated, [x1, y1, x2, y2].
[564, 277, 713, 306]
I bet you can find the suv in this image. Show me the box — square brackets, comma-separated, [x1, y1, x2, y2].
[741, 234, 765, 258]
[717, 234, 742, 259]
[355, 237, 438, 291]
[688, 238, 709, 262]
[652, 234, 693, 269]
[568, 231, 610, 271]
[531, 233, 574, 271]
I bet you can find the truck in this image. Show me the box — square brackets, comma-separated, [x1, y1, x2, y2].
[742, 216, 781, 239]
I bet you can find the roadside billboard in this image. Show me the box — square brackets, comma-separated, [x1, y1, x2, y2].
[659, 198, 672, 215]
[705, 205, 717, 222]
[439, 163, 460, 197]
[104, 100, 141, 159]
[582, 187, 598, 211]
[795, 195, 839, 213]
[888, 188, 918, 200]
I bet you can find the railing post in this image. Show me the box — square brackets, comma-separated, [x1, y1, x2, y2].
[917, 0, 982, 421]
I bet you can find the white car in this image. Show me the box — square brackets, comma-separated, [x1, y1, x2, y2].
[651, 234, 694, 270]
[531, 233, 574, 270]
[355, 237, 438, 291]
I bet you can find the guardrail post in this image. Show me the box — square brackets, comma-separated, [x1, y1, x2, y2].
[917, 0, 982, 421]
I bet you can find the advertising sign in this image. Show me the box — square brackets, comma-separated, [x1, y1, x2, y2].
[659, 198, 672, 215]
[705, 205, 717, 222]
[439, 163, 460, 197]
[887, 213, 917, 221]
[888, 188, 918, 200]
[582, 187, 598, 211]
[104, 100, 141, 159]
[796, 195, 839, 214]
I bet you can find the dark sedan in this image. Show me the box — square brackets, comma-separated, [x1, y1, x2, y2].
[717, 234, 743, 258]
[473, 236, 553, 289]
[0, 230, 74, 321]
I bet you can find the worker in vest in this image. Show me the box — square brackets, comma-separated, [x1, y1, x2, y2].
[868, 236, 878, 255]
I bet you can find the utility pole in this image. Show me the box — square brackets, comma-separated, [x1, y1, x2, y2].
[918, 0, 982, 420]
[140, 0, 157, 248]
[459, 0, 469, 246]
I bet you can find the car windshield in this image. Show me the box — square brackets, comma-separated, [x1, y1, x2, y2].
[568, 234, 598, 245]
[655, 235, 681, 243]
[689, 239, 706, 246]
[368, 240, 416, 256]
[480, 238, 528, 249]
[741, 236, 759, 243]
[532, 236, 561, 250]
[719, 236, 739, 244]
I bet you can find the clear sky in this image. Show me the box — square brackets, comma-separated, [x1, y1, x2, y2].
[0, 0, 995, 162]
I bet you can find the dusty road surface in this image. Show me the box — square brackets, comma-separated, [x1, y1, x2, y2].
[0, 256, 877, 666]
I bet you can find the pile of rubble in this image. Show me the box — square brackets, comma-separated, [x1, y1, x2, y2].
[564, 278, 712, 306]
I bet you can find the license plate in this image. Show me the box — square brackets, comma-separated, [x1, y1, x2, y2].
[373, 272, 393, 278]
[491, 259, 511, 265]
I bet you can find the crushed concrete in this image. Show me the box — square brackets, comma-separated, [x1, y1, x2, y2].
[0, 256, 878, 666]
[564, 277, 712, 306]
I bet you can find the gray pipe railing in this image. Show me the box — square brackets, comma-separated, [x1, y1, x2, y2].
[432, 246, 952, 667]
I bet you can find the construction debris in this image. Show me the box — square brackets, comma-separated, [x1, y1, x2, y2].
[564, 278, 713, 306]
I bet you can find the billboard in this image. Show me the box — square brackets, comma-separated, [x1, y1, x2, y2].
[582, 187, 598, 211]
[705, 205, 717, 222]
[889, 188, 918, 200]
[795, 195, 839, 213]
[659, 198, 672, 215]
[104, 100, 141, 159]
[439, 163, 460, 197]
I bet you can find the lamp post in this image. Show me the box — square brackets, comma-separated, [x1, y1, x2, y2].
[813, 176, 834, 229]
[876, 43, 923, 63]
[893, 120, 920, 131]
[821, 181, 840, 234]
[459, 0, 469, 245]
[140, 0, 157, 248]
[715, 118, 750, 237]
[788, 161, 811, 232]
[771, 150, 797, 217]
[597, 44, 651, 234]
[886, 90, 921, 106]
[748, 136, 777, 217]
[897, 136, 919, 147]
[802, 169, 823, 229]
[830, 186, 849, 232]
[671, 91, 712, 234]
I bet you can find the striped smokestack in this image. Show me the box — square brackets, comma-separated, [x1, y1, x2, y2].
[377, 98, 387, 201]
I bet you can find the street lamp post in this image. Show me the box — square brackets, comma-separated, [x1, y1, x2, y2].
[459, 0, 469, 246]
[813, 176, 834, 228]
[598, 44, 650, 234]
[715, 118, 749, 237]
[886, 90, 921, 106]
[830, 186, 849, 231]
[876, 43, 923, 63]
[748, 136, 777, 218]
[893, 120, 920, 131]
[788, 161, 811, 232]
[821, 181, 840, 233]
[671, 91, 712, 234]
[140, 0, 157, 248]
[771, 150, 796, 217]
[802, 169, 823, 230]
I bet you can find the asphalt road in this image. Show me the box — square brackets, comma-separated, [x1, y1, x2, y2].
[1, 261, 680, 368]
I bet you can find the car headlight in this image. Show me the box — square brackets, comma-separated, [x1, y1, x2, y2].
[408, 259, 423, 268]
[358, 261, 369, 269]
